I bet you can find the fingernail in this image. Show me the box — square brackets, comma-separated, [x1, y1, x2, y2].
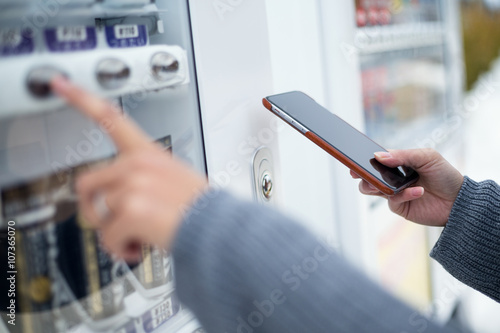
[51, 75, 70, 94]
[411, 187, 424, 197]
[368, 183, 377, 190]
[374, 152, 391, 159]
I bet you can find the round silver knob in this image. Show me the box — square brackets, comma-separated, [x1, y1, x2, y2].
[261, 173, 273, 200]
[27, 66, 67, 99]
[96, 58, 130, 90]
[151, 52, 179, 82]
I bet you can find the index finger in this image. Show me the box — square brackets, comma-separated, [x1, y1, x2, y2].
[51, 76, 151, 152]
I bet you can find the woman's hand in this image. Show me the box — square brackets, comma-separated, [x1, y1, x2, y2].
[352, 149, 464, 227]
[51, 76, 208, 261]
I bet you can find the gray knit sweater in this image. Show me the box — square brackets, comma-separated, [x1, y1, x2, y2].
[172, 176, 499, 332]
[430, 176, 500, 302]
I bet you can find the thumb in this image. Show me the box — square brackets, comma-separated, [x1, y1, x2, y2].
[374, 149, 439, 170]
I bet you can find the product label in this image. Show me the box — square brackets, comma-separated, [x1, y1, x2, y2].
[56, 26, 88, 42]
[0, 28, 34, 57]
[115, 25, 139, 39]
[45, 26, 97, 52]
[106, 25, 147, 48]
[142, 296, 179, 332]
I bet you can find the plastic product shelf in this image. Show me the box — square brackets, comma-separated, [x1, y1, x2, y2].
[355, 22, 445, 54]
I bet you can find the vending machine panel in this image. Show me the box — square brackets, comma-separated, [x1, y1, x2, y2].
[0, 1, 206, 332]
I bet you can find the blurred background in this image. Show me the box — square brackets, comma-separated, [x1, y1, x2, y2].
[462, 0, 500, 90]
[455, 2, 500, 331]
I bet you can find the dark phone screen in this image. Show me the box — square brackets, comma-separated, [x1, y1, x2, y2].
[267, 91, 418, 191]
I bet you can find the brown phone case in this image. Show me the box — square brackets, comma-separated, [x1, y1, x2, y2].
[262, 98, 396, 196]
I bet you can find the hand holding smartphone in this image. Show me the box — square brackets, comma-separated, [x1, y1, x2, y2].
[262, 91, 419, 196]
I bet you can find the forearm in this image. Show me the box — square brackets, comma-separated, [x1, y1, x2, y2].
[431, 176, 500, 302]
[172, 189, 454, 333]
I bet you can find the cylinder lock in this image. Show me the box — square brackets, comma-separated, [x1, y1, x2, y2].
[261, 173, 273, 200]
[252, 147, 276, 204]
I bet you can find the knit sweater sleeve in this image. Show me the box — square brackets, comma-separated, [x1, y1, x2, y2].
[430, 176, 500, 302]
[172, 188, 455, 333]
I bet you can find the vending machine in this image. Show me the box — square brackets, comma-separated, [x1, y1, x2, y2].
[350, 0, 465, 322]
[266, 0, 465, 325]
[0, 1, 279, 332]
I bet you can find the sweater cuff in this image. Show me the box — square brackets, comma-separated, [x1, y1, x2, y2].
[171, 187, 229, 262]
[430, 176, 500, 302]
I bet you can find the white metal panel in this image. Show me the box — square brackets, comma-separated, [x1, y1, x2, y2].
[317, 0, 374, 271]
[265, 0, 338, 243]
[189, 0, 281, 202]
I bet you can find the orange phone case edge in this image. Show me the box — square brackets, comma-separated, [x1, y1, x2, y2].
[262, 97, 397, 196]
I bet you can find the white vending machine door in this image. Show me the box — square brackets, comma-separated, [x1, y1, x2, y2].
[189, 0, 281, 205]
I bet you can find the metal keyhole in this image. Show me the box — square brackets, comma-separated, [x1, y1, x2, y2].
[261, 173, 273, 200]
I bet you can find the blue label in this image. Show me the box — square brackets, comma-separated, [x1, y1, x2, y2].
[45, 26, 97, 52]
[0, 29, 34, 57]
[105, 25, 148, 48]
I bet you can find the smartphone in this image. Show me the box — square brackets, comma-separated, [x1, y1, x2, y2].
[262, 91, 419, 196]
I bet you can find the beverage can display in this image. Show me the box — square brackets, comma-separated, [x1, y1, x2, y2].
[0, 159, 128, 331]
[355, 0, 441, 26]
[133, 245, 171, 290]
[0, 0, 207, 331]
[56, 212, 126, 322]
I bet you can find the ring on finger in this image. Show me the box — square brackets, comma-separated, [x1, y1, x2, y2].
[92, 192, 112, 223]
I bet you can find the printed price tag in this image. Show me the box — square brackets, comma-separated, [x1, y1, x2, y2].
[0, 28, 33, 57]
[56, 26, 87, 42]
[153, 298, 173, 317]
[142, 296, 179, 332]
[115, 25, 139, 39]
[106, 25, 147, 48]
[45, 26, 97, 52]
